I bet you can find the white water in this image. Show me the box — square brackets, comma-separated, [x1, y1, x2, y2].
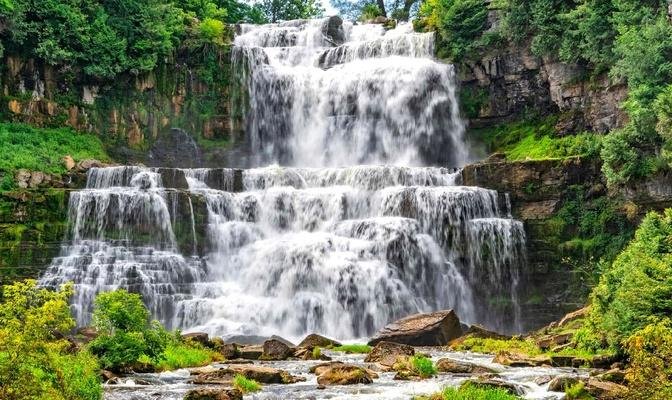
[41, 18, 527, 339]
[232, 19, 467, 167]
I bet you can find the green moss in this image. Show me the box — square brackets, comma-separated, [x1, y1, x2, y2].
[154, 342, 223, 371]
[415, 385, 521, 400]
[233, 374, 261, 393]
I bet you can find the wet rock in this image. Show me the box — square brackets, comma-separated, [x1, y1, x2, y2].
[297, 333, 341, 349]
[585, 378, 628, 399]
[493, 351, 550, 367]
[63, 155, 76, 171]
[534, 375, 553, 385]
[548, 376, 582, 392]
[436, 358, 497, 374]
[550, 355, 576, 367]
[462, 378, 523, 396]
[536, 333, 573, 350]
[238, 345, 263, 360]
[261, 338, 293, 360]
[191, 365, 303, 385]
[182, 332, 210, 347]
[220, 343, 239, 359]
[596, 369, 626, 384]
[184, 388, 243, 400]
[76, 159, 104, 172]
[368, 310, 463, 346]
[100, 370, 117, 382]
[294, 347, 331, 361]
[315, 364, 376, 386]
[590, 354, 619, 369]
[364, 341, 415, 368]
[322, 16, 345, 46]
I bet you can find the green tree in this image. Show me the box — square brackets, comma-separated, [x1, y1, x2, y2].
[0, 280, 102, 400]
[88, 289, 170, 371]
[259, 0, 324, 22]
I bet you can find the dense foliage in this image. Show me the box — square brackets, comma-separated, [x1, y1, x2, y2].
[416, 0, 672, 187]
[259, 0, 325, 22]
[590, 210, 672, 346]
[0, 280, 102, 400]
[331, 0, 422, 20]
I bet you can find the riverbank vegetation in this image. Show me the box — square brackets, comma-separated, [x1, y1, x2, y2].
[417, 385, 521, 400]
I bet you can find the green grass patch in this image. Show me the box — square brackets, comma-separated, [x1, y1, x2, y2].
[411, 355, 437, 378]
[452, 337, 542, 356]
[565, 382, 594, 399]
[154, 342, 223, 371]
[312, 346, 322, 359]
[472, 116, 602, 161]
[0, 123, 110, 175]
[233, 374, 261, 393]
[331, 344, 372, 354]
[416, 385, 521, 400]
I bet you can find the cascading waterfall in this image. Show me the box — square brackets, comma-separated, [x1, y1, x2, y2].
[41, 17, 527, 338]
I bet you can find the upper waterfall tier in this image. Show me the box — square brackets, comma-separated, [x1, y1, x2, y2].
[232, 18, 467, 168]
[41, 166, 526, 339]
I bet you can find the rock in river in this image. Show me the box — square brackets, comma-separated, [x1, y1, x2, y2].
[364, 341, 415, 368]
[368, 310, 463, 346]
[190, 365, 304, 385]
[184, 388, 242, 400]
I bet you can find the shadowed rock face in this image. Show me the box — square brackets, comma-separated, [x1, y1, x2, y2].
[368, 310, 463, 346]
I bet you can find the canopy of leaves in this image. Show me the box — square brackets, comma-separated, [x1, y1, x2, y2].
[259, 0, 325, 22]
[0, 280, 102, 400]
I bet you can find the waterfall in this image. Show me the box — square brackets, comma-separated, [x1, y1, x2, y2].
[40, 17, 527, 339]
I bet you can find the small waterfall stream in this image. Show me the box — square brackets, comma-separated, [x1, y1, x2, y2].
[41, 18, 527, 339]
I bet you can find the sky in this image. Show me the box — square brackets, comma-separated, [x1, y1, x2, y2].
[322, 0, 338, 15]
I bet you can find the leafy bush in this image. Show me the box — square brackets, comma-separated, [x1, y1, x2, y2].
[360, 3, 383, 20]
[0, 123, 110, 176]
[331, 344, 372, 353]
[233, 374, 262, 393]
[411, 355, 437, 378]
[0, 280, 102, 400]
[623, 319, 672, 399]
[198, 17, 226, 45]
[312, 346, 322, 359]
[417, 0, 488, 61]
[590, 210, 672, 347]
[89, 289, 170, 371]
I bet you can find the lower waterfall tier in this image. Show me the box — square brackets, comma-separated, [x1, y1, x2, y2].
[40, 166, 526, 340]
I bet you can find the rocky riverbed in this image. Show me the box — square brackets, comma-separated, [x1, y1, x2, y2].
[103, 348, 588, 400]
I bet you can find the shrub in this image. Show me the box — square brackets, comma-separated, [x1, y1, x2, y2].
[233, 374, 262, 393]
[312, 346, 322, 359]
[0, 280, 102, 400]
[199, 18, 226, 45]
[88, 289, 170, 371]
[360, 3, 383, 20]
[590, 210, 672, 346]
[623, 319, 672, 399]
[331, 344, 372, 354]
[411, 355, 437, 378]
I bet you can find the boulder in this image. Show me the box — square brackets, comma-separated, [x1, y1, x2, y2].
[261, 338, 293, 360]
[368, 310, 463, 346]
[220, 343, 239, 359]
[450, 324, 510, 347]
[364, 341, 415, 368]
[294, 347, 331, 361]
[315, 364, 376, 386]
[184, 388, 243, 400]
[590, 354, 619, 369]
[536, 333, 573, 350]
[63, 155, 76, 171]
[596, 368, 626, 384]
[238, 345, 263, 360]
[322, 16, 346, 46]
[436, 358, 497, 374]
[182, 332, 210, 347]
[76, 159, 104, 171]
[297, 333, 341, 349]
[100, 370, 117, 382]
[191, 365, 303, 385]
[548, 376, 582, 392]
[585, 378, 628, 399]
[493, 352, 550, 367]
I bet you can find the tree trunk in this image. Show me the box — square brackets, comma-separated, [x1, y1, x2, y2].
[377, 0, 387, 17]
[402, 0, 417, 20]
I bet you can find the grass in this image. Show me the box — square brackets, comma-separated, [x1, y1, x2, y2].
[154, 343, 223, 371]
[331, 344, 372, 354]
[233, 374, 262, 393]
[312, 346, 322, 359]
[452, 337, 615, 360]
[565, 382, 594, 399]
[411, 355, 437, 378]
[416, 385, 521, 400]
[0, 122, 110, 176]
[472, 116, 602, 161]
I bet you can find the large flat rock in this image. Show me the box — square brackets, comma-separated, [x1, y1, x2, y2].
[368, 310, 463, 346]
